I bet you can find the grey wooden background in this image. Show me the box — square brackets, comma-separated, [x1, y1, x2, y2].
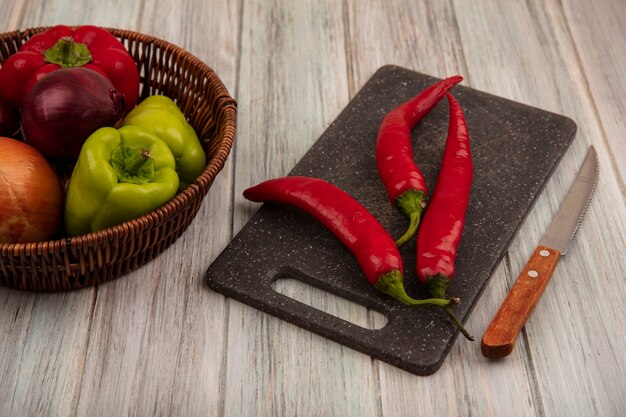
[0, 0, 624, 416]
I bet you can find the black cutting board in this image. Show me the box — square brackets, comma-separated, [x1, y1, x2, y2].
[205, 65, 576, 375]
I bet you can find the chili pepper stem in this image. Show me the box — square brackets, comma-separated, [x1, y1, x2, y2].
[394, 189, 426, 247]
[425, 275, 475, 341]
[395, 211, 421, 247]
[443, 307, 475, 341]
[424, 274, 449, 299]
[376, 270, 451, 308]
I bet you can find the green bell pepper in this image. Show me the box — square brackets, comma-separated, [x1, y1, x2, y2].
[122, 95, 206, 191]
[64, 125, 179, 236]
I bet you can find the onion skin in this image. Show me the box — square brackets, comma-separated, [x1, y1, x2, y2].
[22, 67, 126, 161]
[0, 137, 64, 243]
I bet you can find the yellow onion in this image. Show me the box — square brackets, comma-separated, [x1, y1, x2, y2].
[0, 137, 64, 243]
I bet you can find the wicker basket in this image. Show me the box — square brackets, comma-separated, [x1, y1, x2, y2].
[0, 27, 237, 291]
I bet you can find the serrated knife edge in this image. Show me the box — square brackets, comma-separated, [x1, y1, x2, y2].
[539, 146, 599, 255]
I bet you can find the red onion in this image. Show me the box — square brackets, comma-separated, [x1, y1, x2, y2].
[0, 96, 19, 137]
[22, 67, 126, 161]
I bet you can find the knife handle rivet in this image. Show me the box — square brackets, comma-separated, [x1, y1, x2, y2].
[528, 270, 539, 278]
[540, 250, 550, 257]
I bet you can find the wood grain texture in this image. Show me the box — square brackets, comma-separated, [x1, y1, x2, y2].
[225, 1, 381, 416]
[0, 0, 236, 416]
[0, 0, 624, 416]
[17, 0, 143, 28]
[0, 290, 95, 417]
[563, 0, 626, 189]
[482, 246, 561, 359]
[454, 0, 626, 415]
[70, 1, 239, 416]
[368, 264, 541, 417]
[0, 2, 102, 416]
[345, 1, 541, 416]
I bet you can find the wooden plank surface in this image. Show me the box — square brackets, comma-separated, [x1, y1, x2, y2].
[0, 0, 624, 416]
[68, 1, 238, 416]
[563, 0, 626, 188]
[0, 2, 101, 416]
[453, 1, 626, 416]
[345, 1, 538, 416]
[225, 1, 381, 416]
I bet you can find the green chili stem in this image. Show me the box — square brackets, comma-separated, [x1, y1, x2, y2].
[395, 210, 421, 247]
[376, 270, 452, 308]
[425, 274, 474, 341]
[394, 189, 425, 247]
[443, 307, 474, 341]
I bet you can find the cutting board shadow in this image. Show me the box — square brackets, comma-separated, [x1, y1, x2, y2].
[206, 65, 576, 375]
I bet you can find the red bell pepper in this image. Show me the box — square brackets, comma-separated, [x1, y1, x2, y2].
[0, 25, 139, 110]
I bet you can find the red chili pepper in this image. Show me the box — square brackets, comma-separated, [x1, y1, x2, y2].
[417, 93, 474, 340]
[376, 76, 463, 246]
[243, 176, 455, 308]
[0, 25, 139, 110]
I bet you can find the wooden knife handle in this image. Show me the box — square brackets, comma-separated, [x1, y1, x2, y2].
[481, 245, 561, 359]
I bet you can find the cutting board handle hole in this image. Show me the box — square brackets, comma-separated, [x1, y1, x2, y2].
[271, 277, 388, 330]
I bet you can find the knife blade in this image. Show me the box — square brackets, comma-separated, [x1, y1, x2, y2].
[481, 146, 599, 359]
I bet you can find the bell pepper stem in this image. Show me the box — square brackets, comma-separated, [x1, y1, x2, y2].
[44, 38, 92, 68]
[60, 39, 71, 57]
[111, 144, 155, 184]
[425, 274, 475, 341]
[124, 147, 151, 175]
[394, 189, 425, 247]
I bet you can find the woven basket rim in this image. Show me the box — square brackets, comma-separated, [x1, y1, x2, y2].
[0, 26, 237, 253]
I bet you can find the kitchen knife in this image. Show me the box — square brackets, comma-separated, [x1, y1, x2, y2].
[481, 146, 599, 359]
